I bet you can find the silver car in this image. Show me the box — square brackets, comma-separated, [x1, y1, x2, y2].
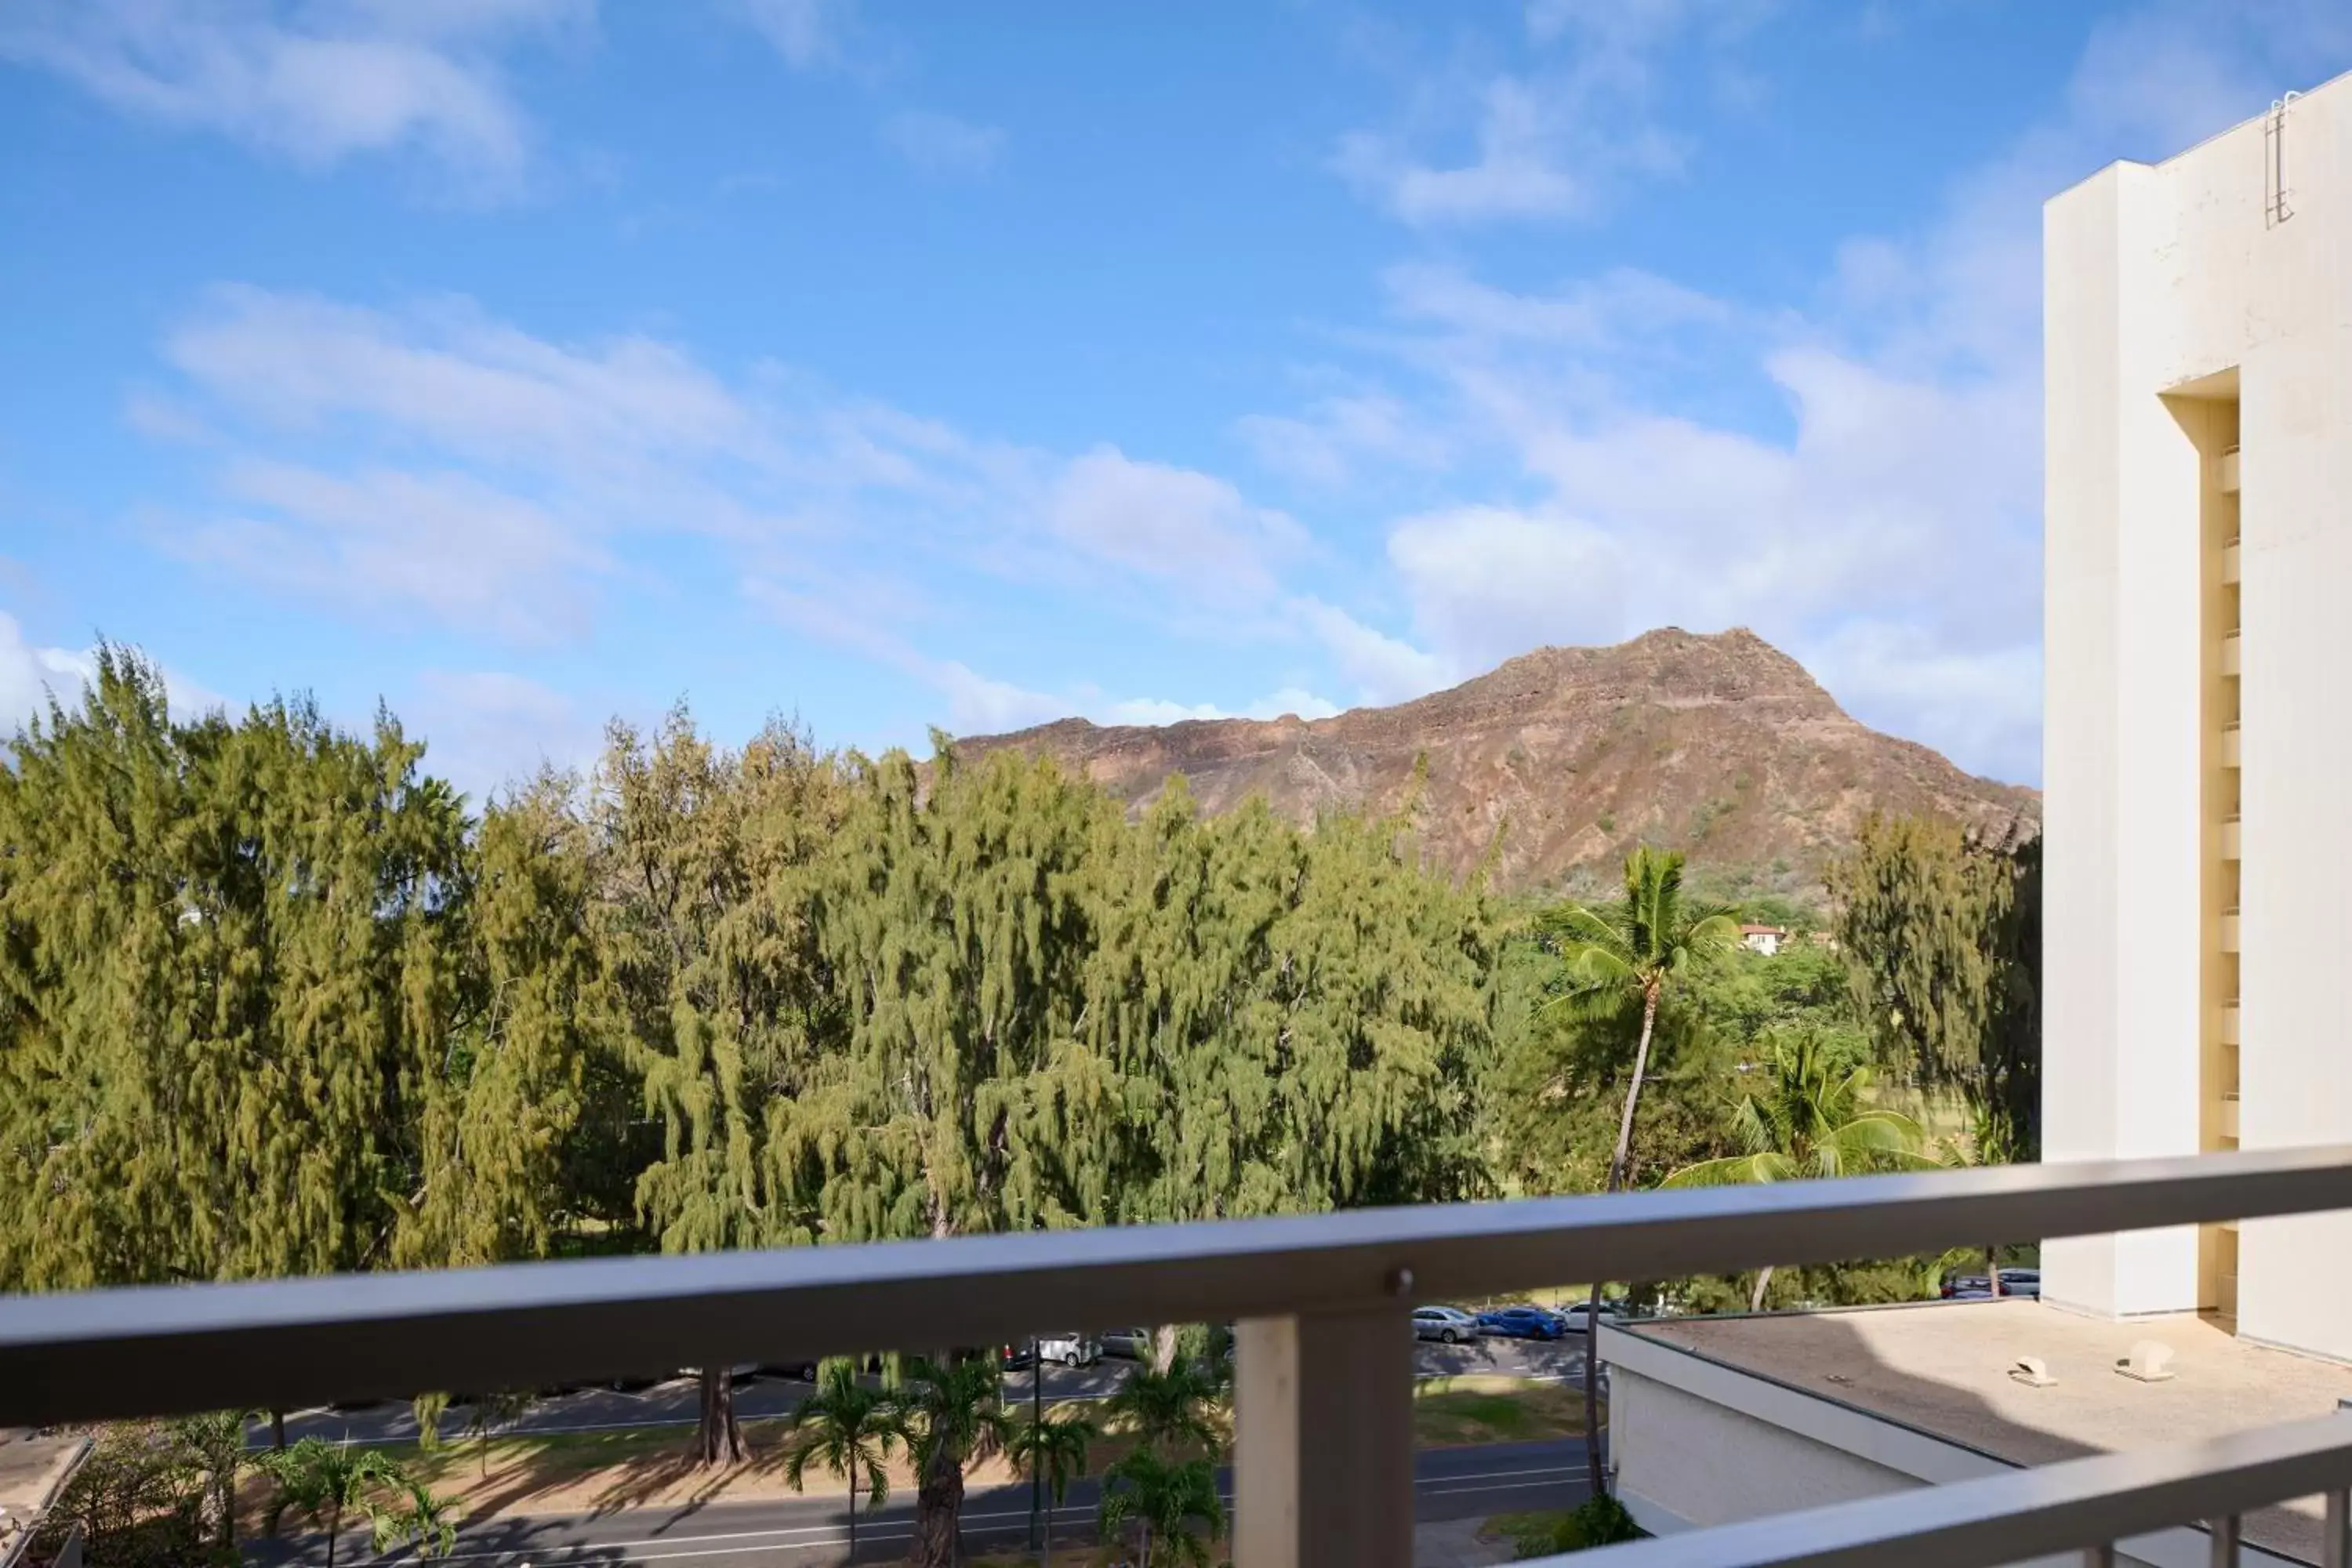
[1411, 1305, 1483, 1344]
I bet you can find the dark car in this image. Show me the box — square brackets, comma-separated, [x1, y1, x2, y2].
[1476, 1305, 1567, 1340]
[1942, 1268, 2041, 1300]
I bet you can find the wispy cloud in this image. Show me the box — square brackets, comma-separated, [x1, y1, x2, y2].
[0, 0, 584, 194]
[1330, 0, 1762, 225]
[881, 109, 1005, 177]
[735, 0, 855, 70]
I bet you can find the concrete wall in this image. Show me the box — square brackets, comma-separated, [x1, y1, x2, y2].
[2043, 70, 2352, 1352]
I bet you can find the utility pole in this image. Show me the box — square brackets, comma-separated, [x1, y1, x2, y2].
[1028, 1335, 1043, 1551]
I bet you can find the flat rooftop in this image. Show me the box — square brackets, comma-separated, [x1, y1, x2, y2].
[0, 1430, 89, 1559]
[1628, 1300, 2352, 1563]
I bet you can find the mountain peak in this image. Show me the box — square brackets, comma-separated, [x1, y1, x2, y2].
[958, 627, 2034, 895]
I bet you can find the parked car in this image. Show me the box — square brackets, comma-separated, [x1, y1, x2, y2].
[754, 1360, 820, 1382]
[1411, 1305, 1485, 1344]
[1476, 1305, 1568, 1340]
[1101, 1327, 1153, 1360]
[1004, 1333, 1102, 1369]
[1941, 1268, 2041, 1300]
[1557, 1302, 1624, 1334]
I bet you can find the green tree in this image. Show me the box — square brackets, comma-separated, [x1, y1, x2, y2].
[412, 1391, 451, 1454]
[169, 1409, 256, 1557]
[1006, 1406, 1097, 1566]
[465, 1390, 532, 1477]
[594, 710, 843, 1462]
[1102, 1363, 1221, 1458]
[898, 1352, 1012, 1568]
[782, 1360, 908, 1563]
[1549, 846, 1740, 1494]
[260, 1439, 424, 1568]
[1826, 813, 2040, 1160]
[1661, 1029, 1938, 1307]
[1097, 1449, 1225, 1568]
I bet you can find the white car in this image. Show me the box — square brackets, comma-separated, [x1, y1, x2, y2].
[1411, 1306, 1484, 1344]
[1558, 1304, 1625, 1334]
[1035, 1332, 1102, 1367]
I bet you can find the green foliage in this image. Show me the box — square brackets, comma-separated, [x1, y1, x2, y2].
[1661, 1032, 1936, 1189]
[35, 1416, 254, 1568]
[1503, 1494, 1648, 1556]
[1098, 1447, 1225, 1568]
[1103, 1362, 1222, 1458]
[1826, 814, 2040, 1157]
[260, 1438, 452, 1568]
[782, 1360, 908, 1557]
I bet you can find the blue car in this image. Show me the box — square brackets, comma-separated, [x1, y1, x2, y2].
[1476, 1305, 1567, 1340]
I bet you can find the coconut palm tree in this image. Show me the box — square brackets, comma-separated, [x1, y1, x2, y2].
[1550, 845, 1742, 1494]
[1662, 1029, 1940, 1308]
[259, 1439, 418, 1568]
[1097, 1449, 1224, 1568]
[1101, 1362, 1221, 1459]
[1007, 1406, 1098, 1566]
[168, 1408, 257, 1554]
[782, 1360, 908, 1564]
[900, 1352, 1011, 1568]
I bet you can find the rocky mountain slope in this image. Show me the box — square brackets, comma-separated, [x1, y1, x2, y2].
[956, 627, 2038, 895]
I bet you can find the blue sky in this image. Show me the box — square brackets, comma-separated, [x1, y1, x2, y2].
[2, 1, 2347, 798]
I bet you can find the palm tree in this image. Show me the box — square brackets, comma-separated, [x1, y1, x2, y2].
[1007, 1406, 1098, 1566]
[412, 1391, 452, 1453]
[1102, 1362, 1221, 1459]
[900, 1352, 1011, 1568]
[1551, 845, 1741, 1495]
[1939, 1093, 2022, 1297]
[373, 1476, 461, 1561]
[1097, 1449, 1225, 1568]
[168, 1409, 256, 1554]
[465, 1390, 532, 1478]
[260, 1439, 415, 1568]
[1662, 1029, 1939, 1308]
[782, 1359, 908, 1563]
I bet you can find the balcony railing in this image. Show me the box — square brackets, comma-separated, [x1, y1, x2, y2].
[4, 1145, 2351, 1568]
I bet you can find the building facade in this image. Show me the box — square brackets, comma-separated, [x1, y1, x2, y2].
[2043, 67, 2352, 1359]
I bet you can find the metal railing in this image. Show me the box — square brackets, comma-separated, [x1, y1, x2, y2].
[4, 1145, 2351, 1568]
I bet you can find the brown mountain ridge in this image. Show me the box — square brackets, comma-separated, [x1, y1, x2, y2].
[956, 627, 2039, 896]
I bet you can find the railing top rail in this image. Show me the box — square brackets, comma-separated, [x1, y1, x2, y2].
[4, 1145, 2350, 1427]
[1554, 1410, 2352, 1568]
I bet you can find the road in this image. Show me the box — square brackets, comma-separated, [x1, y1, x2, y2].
[245, 1436, 1592, 1566]
[272, 1335, 1591, 1448]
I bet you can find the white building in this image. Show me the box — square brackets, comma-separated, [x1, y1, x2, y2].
[1605, 70, 2352, 1564]
[2042, 67, 2352, 1356]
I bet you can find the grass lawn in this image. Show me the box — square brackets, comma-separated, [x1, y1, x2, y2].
[242, 1377, 1588, 1529]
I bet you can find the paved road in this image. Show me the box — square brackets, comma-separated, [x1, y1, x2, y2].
[272, 1336, 1590, 1449]
[245, 1436, 1592, 1566]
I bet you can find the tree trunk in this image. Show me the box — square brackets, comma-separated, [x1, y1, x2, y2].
[848, 1469, 858, 1562]
[1151, 1324, 1180, 1373]
[913, 1436, 967, 1568]
[270, 1410, 286, 1450]
[1749, 1265, 1775, 1312]
[1987, 1247, 2004, 1297]
[696, 1367, 744, 1467]
[1042, 1497, 1053, 1567]
[325, 1502, 339, 1568]
[1141, 1518, 1153, 1568]
[1585, 982, 1661, 1498]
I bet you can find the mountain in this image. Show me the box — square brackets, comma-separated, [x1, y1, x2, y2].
[955, 627, 2038, 896]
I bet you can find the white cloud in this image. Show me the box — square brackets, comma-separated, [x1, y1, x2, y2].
[405, 668, 601, 800]
[169, 461, 611, 644]
[1102, 686, 1341, 727]
[0, 0, 581, 191]
[1291, 597, 1453, 707]
[1045, 448, 1303, 603]
[0, 612, 223, 732]
[1387, 506, 1626, 673]
[1330, 1, 1760, 226]
[881, 110, 1005, 178]
[1234, 391, 1446, 488]
[735, 0, 852, 69]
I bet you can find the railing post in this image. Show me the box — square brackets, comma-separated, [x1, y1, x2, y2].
[2327, 1487, 2350, 1568]
[2209, 1512, 2241, 1566]
[1235, 1306, 1414, 1568]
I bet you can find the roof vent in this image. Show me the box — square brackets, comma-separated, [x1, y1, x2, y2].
[2009, 1356, 2057, 1388]
[2116, 1341, 2176, 1383]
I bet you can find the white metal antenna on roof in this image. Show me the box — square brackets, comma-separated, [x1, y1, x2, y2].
[2267, 90, 2303, 228]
